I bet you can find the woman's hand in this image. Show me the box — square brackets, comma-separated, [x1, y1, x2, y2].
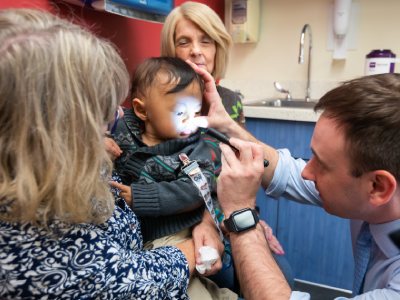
[175, 239, 196, 276]
[192, 211, 224, 276]
[104, 137, 122, 160]
[109, 181, 132, 206]
[260, 220, 285, 255]
[185, 60, 235, 133]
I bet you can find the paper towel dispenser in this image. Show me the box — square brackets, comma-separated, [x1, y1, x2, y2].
[225, 0, 260, 43]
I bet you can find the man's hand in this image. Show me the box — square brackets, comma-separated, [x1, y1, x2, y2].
[217, 138, 265, 216]
[217, 139, 291, 300]
[109, 181, 132, 206]
[192, 212, 224, 276]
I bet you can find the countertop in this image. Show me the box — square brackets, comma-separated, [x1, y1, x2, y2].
[243, 105, 321, 122]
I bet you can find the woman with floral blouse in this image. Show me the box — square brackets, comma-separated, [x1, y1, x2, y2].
[0, 8, 195, 299]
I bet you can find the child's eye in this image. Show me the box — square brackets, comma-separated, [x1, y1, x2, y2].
[176, 112, 184, 116]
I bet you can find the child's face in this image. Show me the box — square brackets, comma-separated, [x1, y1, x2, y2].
[173, 96, 202, 136]
[142, 73, 202, 143]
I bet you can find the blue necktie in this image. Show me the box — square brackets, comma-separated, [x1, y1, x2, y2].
[353, 222, 373, 295]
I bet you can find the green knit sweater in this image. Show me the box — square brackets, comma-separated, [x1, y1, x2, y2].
[113, 109, 221, 242]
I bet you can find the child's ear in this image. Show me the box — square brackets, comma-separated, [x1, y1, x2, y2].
[132, 98, 147, 121]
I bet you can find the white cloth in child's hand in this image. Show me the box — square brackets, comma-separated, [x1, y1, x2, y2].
[195, 246, 219, 274]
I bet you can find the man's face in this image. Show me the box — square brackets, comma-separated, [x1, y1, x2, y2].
[301, 115, 370, 219]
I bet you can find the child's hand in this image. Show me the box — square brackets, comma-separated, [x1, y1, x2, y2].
[192, 213, 223, 276]
[195, 246, 219, 275]
[109, 181, 132, 206]
[104, 137, 122, 160]
[260, 220, 285, 255]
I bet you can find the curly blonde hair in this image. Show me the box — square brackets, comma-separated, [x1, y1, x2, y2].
[0, 9, 129, 225]
[160, 1, 232, 80]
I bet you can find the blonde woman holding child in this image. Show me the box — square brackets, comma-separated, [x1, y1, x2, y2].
[0, 8, 196, 299]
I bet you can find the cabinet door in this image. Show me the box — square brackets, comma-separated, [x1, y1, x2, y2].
[246, 118, 314, 159]
[246, 117, 315, 233]
[246, 118, 354, 290]
[277, 198, 354, 289]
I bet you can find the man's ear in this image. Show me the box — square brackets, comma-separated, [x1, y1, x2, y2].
[132, 98, 146, 121]
[369, 170, 397, 207]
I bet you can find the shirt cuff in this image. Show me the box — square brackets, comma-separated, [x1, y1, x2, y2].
[290, 291, 311, 300]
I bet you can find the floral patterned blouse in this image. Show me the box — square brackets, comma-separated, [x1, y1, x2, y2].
[0, 198, 190, 299]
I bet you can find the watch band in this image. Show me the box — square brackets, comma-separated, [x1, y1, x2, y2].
[224, 215, 235, 233]
[224, 208, 259, 233]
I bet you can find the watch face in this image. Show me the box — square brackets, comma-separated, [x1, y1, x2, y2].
[234, 210, 255, 230]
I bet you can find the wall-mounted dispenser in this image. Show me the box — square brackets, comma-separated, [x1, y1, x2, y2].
[333, 0, 352, 38]
[327, 0, 358, 60]
[332, 0, 352, 59]
[225, 0, 260, 43]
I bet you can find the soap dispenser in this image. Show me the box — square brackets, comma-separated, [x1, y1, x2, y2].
[332, 0, 352, 59]
[225, 0, 260, 43]
[333, 0, 352, 38]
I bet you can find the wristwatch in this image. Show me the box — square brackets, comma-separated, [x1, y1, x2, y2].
[224, 208, 259, 233]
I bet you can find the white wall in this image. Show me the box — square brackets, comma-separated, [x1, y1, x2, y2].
[222, 0, 400, 102]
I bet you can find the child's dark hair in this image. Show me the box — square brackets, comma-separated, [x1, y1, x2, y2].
[131, 57, 204, 99]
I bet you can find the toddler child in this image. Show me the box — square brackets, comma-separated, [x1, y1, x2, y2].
[110, 57, 238, 300]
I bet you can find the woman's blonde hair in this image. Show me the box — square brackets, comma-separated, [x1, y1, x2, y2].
[160, 1, 232, 80]
[0, 9, 130, 225]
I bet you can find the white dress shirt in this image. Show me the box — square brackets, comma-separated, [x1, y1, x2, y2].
[268, 149, 400, 300]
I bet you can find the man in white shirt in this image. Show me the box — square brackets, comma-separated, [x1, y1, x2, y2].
[193, 65, 400, 300]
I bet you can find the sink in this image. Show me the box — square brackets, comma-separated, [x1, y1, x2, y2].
[247, 99, 317, 109]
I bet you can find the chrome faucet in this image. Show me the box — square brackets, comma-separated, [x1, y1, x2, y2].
[274, 81, 292, 100]
[298, 24, 312, 102]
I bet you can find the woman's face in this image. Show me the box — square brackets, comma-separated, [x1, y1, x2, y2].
[174, 18, 216, 74]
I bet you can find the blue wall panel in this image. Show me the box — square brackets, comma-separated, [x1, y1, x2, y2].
[246, 117, 354, 290]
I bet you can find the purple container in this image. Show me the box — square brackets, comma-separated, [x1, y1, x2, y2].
[365, 49, 396, 75]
